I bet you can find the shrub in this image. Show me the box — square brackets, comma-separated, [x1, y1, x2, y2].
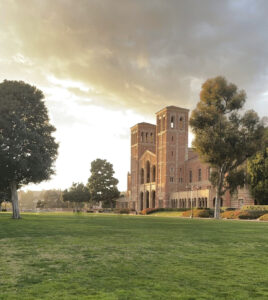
[182, 209, 210, 218]
[220, 210, 242, 219]
[238, 210, 267, 219]
[140, 208, 188, 215]
[259, 213, 268, 221]
[118, 208, 130, 214]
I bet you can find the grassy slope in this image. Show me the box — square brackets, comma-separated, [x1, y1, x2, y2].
[0, 213, 268, 300]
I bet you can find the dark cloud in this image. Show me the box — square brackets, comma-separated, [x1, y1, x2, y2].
[1, 0, 268, 115]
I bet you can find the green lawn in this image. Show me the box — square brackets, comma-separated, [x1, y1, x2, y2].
[0, 213, 268, 299]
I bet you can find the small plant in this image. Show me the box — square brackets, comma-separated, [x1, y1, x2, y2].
[182, 209, 211, 218]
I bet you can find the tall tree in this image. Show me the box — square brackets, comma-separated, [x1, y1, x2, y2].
[190, 76, 264, 218]
[247, 128, 268, 204]
[87, 159, 120, 208]
[62, 183, 90, 211]
[0, 80, 58, 218]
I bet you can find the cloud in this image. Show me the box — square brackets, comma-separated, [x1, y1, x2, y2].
[1, 0, 268, 116]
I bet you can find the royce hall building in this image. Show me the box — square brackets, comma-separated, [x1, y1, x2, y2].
[125, 106, 253, 211]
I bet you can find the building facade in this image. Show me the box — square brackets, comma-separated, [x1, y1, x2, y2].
[125, 106, 253, 211]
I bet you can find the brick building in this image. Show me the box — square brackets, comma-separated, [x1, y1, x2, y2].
[124, 106, 253, 211]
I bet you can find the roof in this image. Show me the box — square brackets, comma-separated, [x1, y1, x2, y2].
[155, 105, 190, 115]
[131, 122, 156, 129]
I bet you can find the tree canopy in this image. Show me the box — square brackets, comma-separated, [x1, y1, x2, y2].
[87, 159, 120, 208]
[247, 128, 268, 204]
[190, 76, 264, 218]
[0, 80, 58, 218]
[62, 183, 90, 211]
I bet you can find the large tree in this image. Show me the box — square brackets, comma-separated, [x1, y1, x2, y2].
[247, 128, 268, 204]
[62, 183, 90, 211]
[87, 159, 120, 208]
[190, 76, 264, 218]
[0, 80, 58, 218]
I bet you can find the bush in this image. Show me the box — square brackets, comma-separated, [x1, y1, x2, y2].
[238, 210, 267, 219]
[259, 213, 268, 221]
[221, 210, 242, 219]
[182, 209, 211, 218]
[140, 208, 188, 215]
[118, 208, 130, 214]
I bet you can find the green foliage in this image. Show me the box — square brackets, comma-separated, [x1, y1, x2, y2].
[0, 80, 58, 186]
[62, 183, 90, 205]
[238, 210, 267, 220]
[247, 128, 268, 204]
[140, 208, 188, 215]
[87, 158, 120, 208]
[190, 76, 264, 217]
[0, 80, 58, 218]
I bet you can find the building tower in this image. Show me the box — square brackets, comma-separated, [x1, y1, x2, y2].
[130, 122, 156, 209]
[155, 106, 189, 207]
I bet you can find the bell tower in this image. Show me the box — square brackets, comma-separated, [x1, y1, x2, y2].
[156, 106, 189, 207]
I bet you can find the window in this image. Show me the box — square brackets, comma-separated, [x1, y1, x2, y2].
[171, 136, 174, 142]
[189, 170, 192, 183]
[141, 132, 144, 142]
[152, 165, 156, 182]
[146, 161, 150, 183]
[170, 177, 174, 182]
[150, 132, 153, 143]
[198, 168, 202, 181]
[171, 151, 174, 157]
[179, 116, 184, 129]
[141, 169, 144, 184]
[171, 116, 175, 128]
[145, 132, 148, 142]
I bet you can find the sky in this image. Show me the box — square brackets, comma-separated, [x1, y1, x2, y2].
[0, 0, 268, 191]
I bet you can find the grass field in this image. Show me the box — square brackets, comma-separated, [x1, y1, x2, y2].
[0, 213, 268, 299]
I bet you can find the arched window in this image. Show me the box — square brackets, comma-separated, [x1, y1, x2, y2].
[140, 192, 144, 210]
[140, 168, 144, 184]
[179, 116, 184, 129]
[198, 168, 202, 181]
[150, 132, 153, 143]
[145, 132, 148, 142]
[152, 190, 156, 208]
[141, 132, 144, 142]
[146, 161, 150, 183]
[189, 170, 192, 183]
[171, 116, 175, 128]
[146, 191, 150, 208]
[152, 165, 156, 182]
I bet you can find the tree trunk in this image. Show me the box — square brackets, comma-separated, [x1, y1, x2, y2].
[214, 170, 223, 219]
[10, 181, 21, 219]
[214, 187, 221, 219]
